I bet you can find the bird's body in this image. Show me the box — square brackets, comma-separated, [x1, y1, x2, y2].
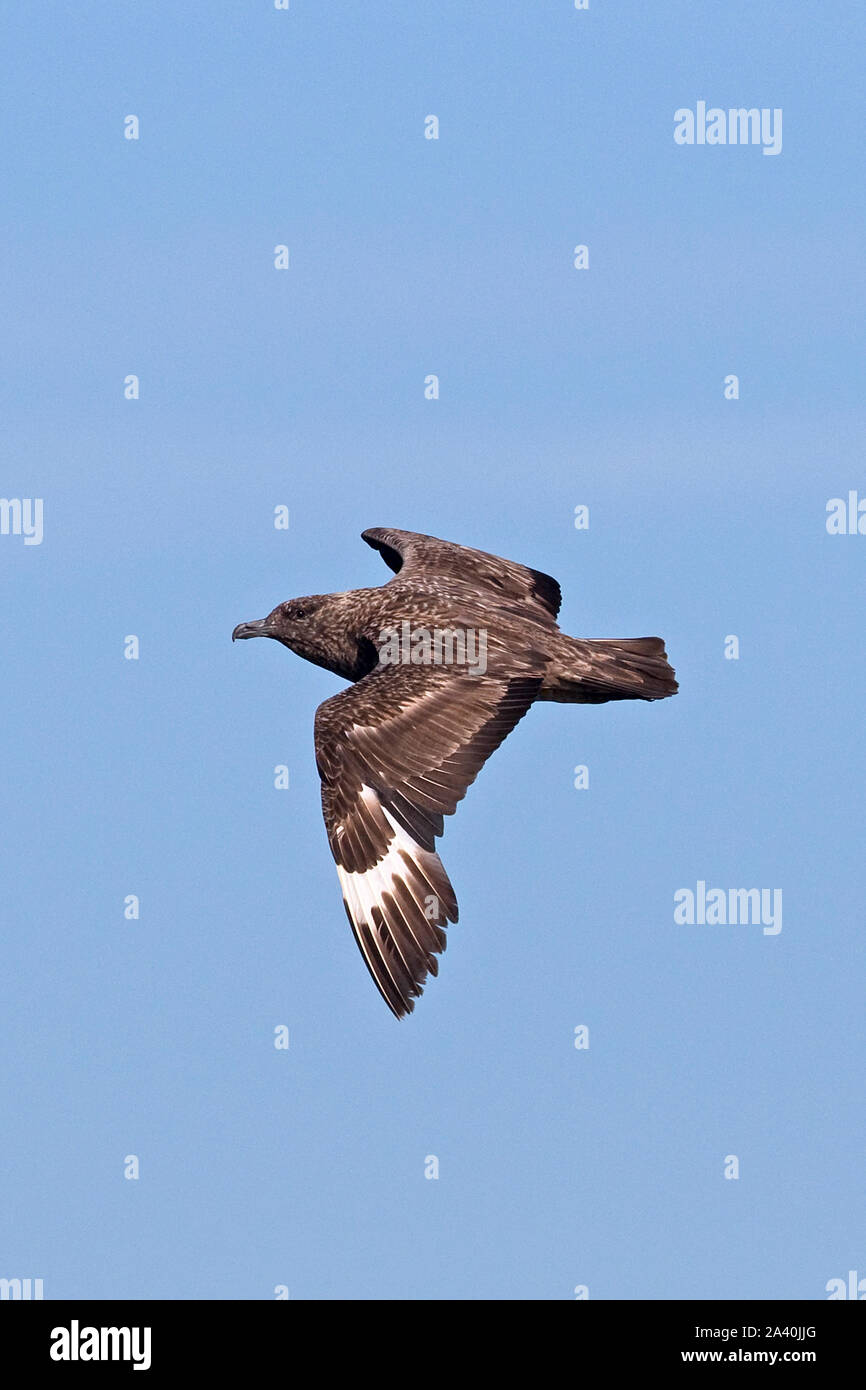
[233, 527, 677, 1018]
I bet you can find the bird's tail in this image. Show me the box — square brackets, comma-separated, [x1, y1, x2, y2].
[539, 634, 678, 704]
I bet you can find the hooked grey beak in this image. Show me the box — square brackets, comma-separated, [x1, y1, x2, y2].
[232, 618, 275, 642]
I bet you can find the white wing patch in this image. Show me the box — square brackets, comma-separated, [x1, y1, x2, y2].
[334, 785, 456, 1015]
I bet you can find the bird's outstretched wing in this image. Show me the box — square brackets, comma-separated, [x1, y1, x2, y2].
[314, 664, 542, 1017]
[362, 526, 562, 625]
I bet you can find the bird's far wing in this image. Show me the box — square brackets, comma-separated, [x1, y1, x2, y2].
[361, 526, 562, 625]
[314, 663, 542, 1017]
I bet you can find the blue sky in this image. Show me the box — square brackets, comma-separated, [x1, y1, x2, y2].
[1, 2, 863, 1300]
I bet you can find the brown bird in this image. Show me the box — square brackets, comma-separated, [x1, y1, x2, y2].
[233, 527, 677, 1018]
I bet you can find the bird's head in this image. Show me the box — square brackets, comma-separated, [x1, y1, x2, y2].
[232, 593, 377, 681]
[232, 595, 329, 648]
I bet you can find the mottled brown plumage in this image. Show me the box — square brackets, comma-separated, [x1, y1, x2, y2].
[233, 527, 677, 1018]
